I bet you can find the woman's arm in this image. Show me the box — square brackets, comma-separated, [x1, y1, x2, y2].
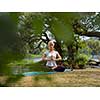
[42, 54, 47, 61]
[51, 52, 62, 61]
[56, 53, 62, 61]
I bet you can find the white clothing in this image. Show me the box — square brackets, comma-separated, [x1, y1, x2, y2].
[44, 50, 59, 67]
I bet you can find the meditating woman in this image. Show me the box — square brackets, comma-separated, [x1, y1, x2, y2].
[42, 40, 66, 72]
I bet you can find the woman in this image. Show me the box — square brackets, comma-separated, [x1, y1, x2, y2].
[42, 40, 66, 72]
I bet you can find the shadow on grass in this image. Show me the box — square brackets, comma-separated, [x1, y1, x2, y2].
[0, 74, 24, 87]
[34, 75, 53, 82]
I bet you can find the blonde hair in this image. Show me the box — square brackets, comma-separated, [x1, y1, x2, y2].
[48, 40, 55, 46]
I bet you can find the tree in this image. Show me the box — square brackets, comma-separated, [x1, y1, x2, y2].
[73, 12, 100, 38]
[19, 12, 93, 69]
[18, 12, 81, 57]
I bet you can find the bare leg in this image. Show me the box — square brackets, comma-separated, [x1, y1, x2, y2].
[51, 66, 58, 70]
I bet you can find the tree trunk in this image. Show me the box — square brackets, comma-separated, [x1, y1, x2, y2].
[54, 41, 63, 58]
[67, 45, 75, 69]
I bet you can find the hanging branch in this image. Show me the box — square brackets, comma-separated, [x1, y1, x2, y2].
[34, 41, 43, 49]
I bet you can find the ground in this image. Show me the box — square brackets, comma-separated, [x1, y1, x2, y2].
[0, 68, 100, 87]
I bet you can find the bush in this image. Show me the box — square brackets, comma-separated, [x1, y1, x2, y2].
[75, 53, 89, 68]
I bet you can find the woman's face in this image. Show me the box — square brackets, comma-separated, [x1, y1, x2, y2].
[48, 42, 54, 51]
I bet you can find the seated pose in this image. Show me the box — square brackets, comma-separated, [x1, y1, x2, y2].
[42, 40, 66, 72]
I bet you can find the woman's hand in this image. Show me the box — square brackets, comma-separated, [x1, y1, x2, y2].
[51, 56, 56, 61]
[42, 54, 51, 61]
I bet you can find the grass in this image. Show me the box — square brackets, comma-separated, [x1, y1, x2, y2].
[1, 68, 100, 87]
[0, 74, 24, 86]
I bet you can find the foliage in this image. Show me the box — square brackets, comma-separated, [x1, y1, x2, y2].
[67, 35, 91, 68]
[73, 13, 100, 37]
[0, 12, 25, 75]
[80, 13, 100, 32]
[18, 13, 46, 53]
[86, 38, 100, 55]
[18, 12, 81, 54]
[49, 12, 81, 45]
[75, 53, 89, 68]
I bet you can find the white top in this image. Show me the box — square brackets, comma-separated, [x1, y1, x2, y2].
[44, 50, 59, 67]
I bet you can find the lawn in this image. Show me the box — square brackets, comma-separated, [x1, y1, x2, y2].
[0, 68, 100, 87]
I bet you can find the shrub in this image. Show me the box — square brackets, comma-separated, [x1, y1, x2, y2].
[75, 53, 89, 68]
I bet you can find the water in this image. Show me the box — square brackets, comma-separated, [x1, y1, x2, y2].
[24, 57, 42, 63]
[12, 57, 43, 75]
[12, 66, 30, 75]
[33, 58, 42, 63]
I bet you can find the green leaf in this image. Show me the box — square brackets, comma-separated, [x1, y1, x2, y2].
[50, 12, 81, 25]
[0, 12, 25, 75]
[49, 12, 81, 45]
[50, 17, 74, 45]
[31, 15, 44, 35]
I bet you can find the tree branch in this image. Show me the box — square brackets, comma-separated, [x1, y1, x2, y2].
[34, 41, 42, 49]
[77, 31, 100, 37]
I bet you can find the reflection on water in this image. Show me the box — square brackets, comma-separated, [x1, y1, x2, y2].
[12, 66, 30, 75]
[24, 57, 42, 63]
